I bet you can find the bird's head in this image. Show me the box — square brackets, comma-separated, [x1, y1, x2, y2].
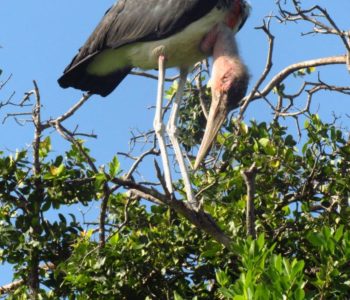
[194, 37, 249, 170]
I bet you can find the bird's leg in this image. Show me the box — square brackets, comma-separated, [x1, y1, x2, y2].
[154, 55, 174, 195]
[166, 68, 197, 208]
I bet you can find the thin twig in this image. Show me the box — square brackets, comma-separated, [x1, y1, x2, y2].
[240, 55, 347, 117]
[238, 17, 275, 120]
[0, 74, 12, 90]
[43, 93, 92, 129]
[241, 163, 257, 239]
[0, 263, 55, 296]
[130, 70, 179, 82]
[28, 80, 42, 299]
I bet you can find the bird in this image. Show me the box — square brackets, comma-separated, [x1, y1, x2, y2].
[58, 0, 250, 206]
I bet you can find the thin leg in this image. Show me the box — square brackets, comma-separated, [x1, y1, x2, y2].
[153, 55, 174, 194]
[166, 68, 197, 207]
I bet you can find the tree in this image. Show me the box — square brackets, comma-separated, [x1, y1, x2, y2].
[1, 1, 350, 299]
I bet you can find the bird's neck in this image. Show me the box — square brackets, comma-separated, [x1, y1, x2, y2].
[211, 24, 247, 92]
[213, 24, 238, 58]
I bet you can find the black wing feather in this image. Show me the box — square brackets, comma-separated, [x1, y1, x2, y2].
[58, 0, 219, 96]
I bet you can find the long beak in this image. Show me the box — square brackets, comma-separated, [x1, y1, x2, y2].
[194, 91, 230, 170]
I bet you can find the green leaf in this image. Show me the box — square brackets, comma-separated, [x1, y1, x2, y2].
[95, 172, 107, 189]
[294, 288, 305, 300]
[257, 233, 265, 250]
[165, 81, 178, 99]
[219, 287, 236, 299]
[334, 225, 344, 242]
[174, 291, 184, 300]
[282, 205, 291, 216]
[291, 259, 305, 277]
[216, 269, 230, 287]
[39, 136, 51, 158]
[274, 255, 283, 273]
[41, 200, 51, 212]
[109, 233, 120, 245]
[273, 83, 285, 95]
[307, 232, 323, 247]
[258, 138, 270, 148]
[49, 164, 65, 177]
[283, 258, 292, 277]
[322, 226, 331, 240]
[307, 66, 316, 74]
[201, 243, 222, 258]
[258, 138, 275, 155]
[108, 155, 120, 177]
[270, 159, 280, 169]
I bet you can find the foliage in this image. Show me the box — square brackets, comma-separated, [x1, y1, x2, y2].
[1, 113, 350, 298]
[217, 234, 305, 300]
[1, 1, 350, 299]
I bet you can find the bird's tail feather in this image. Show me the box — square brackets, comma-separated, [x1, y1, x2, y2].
[58, 56, 131, 97]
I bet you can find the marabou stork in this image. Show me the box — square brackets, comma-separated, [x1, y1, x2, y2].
[58, 0, 249, 205]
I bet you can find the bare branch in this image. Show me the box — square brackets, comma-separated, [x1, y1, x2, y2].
[130, 70, 179, 82]
[27, 80, 43, 298]
[276, 78, 350, 117]
[238, 17, 275, 120]
[125, 147, 159, 179]
[154, 159, 172, 198]
[53, 121, 99, 172]
[194, 62, 209, 119]
[0, 280, 23, 296]
[43, 92, 92, 130]
[128, 187, 231, 247]
[110, 175, 231, 246]
[2, 112, 32, 125]
[0, 263, 55, 296]
[278, 1, 350, 72]
[240, 55, 347, 117]
[99, 185, 111, 248]
[241, 163, 257, 239]
[0, 74, 12, 90]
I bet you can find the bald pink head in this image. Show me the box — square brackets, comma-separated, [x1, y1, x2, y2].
[194, 24, 249, 169]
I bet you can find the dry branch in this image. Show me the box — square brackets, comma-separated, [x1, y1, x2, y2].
[241, 163, 257, 239]
[28, 80, 42, 299]
[0, 263, 55, 296]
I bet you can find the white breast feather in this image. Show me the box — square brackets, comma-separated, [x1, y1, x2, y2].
[87, 8, 225, 75]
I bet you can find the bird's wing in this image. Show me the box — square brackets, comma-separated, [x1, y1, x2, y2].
[64, 0, 219, 70]
[58, 0, 220, 96]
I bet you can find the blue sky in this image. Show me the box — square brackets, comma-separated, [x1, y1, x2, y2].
[1, 1, 349, 157]
[1, 0, 349, 288]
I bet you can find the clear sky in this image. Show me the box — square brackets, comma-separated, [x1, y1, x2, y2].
[1, 0, 349, 288]
[1, 1, 349, 158]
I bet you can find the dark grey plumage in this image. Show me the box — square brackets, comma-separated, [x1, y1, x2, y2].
[58, 0, 222, 96]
